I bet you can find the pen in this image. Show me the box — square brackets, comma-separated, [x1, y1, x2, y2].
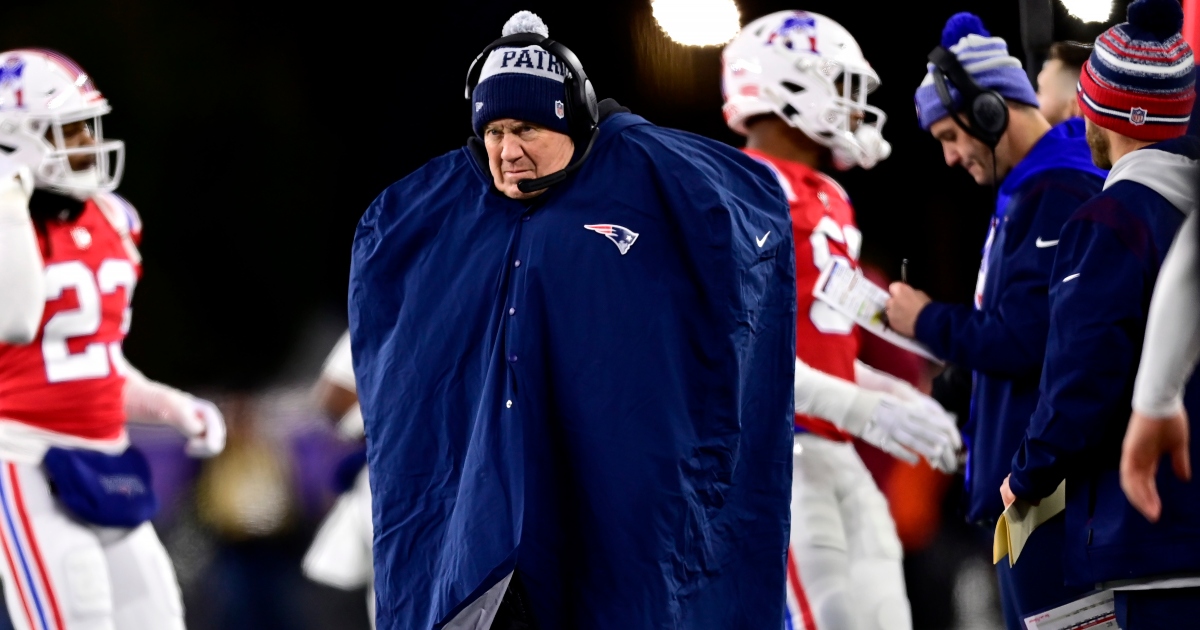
[901, 259, 908, 284]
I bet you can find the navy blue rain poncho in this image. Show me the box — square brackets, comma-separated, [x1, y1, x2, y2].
[349, 101, 796, 629]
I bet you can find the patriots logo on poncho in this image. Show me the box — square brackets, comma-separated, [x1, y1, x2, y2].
[584, 224, 639, 255]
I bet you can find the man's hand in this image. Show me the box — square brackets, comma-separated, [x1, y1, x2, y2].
[885, 283, 932, 338]
[1000, 473, 1042, 509]
[1000, 474, 1017, 509]
[183, 398, 227, 458]
[1121, 409, 1191, 523]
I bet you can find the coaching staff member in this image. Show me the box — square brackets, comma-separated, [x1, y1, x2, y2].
[348, 11, 798, 630]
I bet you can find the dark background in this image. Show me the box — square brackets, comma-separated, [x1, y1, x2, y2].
[0, 0, 1131, 389]
[0, 3, 1154, 630]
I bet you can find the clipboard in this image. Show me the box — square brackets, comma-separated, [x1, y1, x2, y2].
[812, 259, 943, 364]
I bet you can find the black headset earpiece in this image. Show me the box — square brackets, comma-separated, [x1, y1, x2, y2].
[464, 32, 599, 140]
[538, 38, 599, 137]
[927, 46, 1009, 149]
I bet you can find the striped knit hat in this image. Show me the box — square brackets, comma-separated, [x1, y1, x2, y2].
[1077, 0, 1195, 141]
[914, 13, 1040, 131]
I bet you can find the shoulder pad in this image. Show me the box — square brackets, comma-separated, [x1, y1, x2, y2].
[815, 172, 851, 204]
[92, 192, 142, 239]
[92, 192, 143, 263]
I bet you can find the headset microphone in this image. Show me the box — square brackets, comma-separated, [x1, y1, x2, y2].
[466, 32, 601, 195]
[516, 127, 599, 194]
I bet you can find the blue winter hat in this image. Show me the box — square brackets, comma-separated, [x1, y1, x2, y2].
[471, 11, 570, 137]
[914, 13, 1041, 130]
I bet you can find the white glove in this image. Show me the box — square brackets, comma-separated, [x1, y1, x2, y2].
[856, 395, 961, 472]
[123, 365, 227, 458]
[184, 398, 226, 458]
[794, 357, 962, 471]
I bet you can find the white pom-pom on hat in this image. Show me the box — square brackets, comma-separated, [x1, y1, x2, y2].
[502, 11, 549, 37]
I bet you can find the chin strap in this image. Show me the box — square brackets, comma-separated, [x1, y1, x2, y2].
[833, 126, 892, 171]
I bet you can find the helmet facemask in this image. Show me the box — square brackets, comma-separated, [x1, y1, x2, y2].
[721, 11, 892, 171]
[761, 51, 891, 170]
[26, 109, 125, 199]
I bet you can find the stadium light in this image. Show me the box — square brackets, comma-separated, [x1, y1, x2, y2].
[1059, 0, 1114, 23]
[651, 0, 741, 47]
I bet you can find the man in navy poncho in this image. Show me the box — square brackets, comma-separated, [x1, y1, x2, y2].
[348, 11, 796, 630]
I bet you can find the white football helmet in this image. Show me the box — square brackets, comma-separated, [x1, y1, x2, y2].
[0, 49, 124, 198]
[722, 11, 891, 170]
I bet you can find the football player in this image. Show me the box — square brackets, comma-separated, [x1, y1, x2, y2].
[722, 12, 960, 630]
[301, 330, 374, 628]
[0, 49, 224, 630]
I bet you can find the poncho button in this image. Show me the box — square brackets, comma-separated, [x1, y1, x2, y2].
[505, 400, 513, 408]
[514, 260, 522, 268]
[508, 307, 516, 316]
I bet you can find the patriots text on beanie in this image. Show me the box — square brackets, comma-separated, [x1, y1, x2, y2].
[471, 11, 570, 137]
[1077, 0, 1195, 141]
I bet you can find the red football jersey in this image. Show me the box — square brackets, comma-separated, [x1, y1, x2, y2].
[745, 149, 861, 441]
[0, 193, 142, 440]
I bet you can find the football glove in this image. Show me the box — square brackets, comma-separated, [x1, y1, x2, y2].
[853, 394, 961, 472]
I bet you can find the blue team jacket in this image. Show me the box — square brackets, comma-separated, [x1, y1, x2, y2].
[349, 104, 796, 629]
[1009, 136, 1200, 586]
[914, 119, 1106, 524]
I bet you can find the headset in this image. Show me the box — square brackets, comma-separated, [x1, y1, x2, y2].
[927, 46, 1009, 149]
[464, 33, 600, 193]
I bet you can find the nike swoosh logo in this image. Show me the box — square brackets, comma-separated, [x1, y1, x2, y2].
[1063, 273, 1081, 283]
[756, 231, 770, 248]
[1036, 237, 1059, 248]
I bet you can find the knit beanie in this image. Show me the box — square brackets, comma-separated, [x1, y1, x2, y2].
[914, 13, 1040, 131]
[471, 11, 570, 137]
[1077, 0, 1195, 141]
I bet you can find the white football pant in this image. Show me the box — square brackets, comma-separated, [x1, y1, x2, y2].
[302, 466, 507, 630]
[786, 434, 912, 630]
[302, 466, 375, 628]
[0, 460, 184, 630]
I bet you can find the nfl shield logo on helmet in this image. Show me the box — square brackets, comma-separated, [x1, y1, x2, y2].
[555, 100, 565, 119]
[1130, 107, 1147, 126]
[584, 224, 639, 255]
